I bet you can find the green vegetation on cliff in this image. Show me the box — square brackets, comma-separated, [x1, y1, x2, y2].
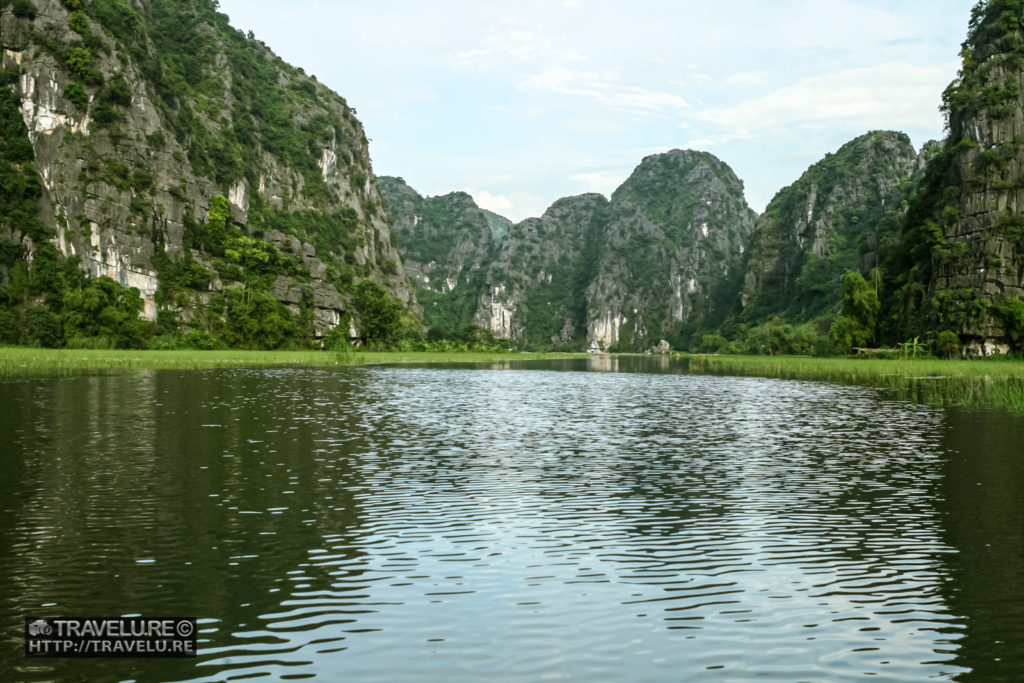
[392, 151, 756, 353]
[741, 131, 917, 324]
[594, 149, 757, 351]
[1, 0, 414, 351]
[1, 65, 151, 348]
[882, 0, 1024, 352]
[378, 176, 497, 339]
[0, 74, 46, 242]
[4, 0, 1024, 359]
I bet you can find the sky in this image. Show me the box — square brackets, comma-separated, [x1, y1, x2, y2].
[217, 0, 974, 222]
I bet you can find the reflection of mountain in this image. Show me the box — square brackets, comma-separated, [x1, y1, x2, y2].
[4, 364, 1023, 679]
[937, 410, 1024, 680]
[0, 369, 374, 681]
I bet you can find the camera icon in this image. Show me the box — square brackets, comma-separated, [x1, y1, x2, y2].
[28, 619, 52, 637]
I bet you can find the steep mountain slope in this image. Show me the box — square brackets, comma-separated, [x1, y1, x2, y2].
[386, 150, 754, 351]
[377, 176, 494, 334]
[481, 209, 512, 247]
[474, 150, 756, 351]
[0, 0, 410, 347]
[585, 150, 756, 350]
[886, 0, 1024, 353]
[741, 131, 919, 323]
[477, 193, 608, 348]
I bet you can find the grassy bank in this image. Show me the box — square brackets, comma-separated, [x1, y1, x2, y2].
[687, 354, 1024, 413]
[5, 346, 1024, 413]
[0, 347, 587, 376]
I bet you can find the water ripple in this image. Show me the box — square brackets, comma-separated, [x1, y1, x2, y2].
[2, 363, 1021, 680]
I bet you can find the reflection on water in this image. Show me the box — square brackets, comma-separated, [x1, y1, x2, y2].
[0, 360, 1022, 681]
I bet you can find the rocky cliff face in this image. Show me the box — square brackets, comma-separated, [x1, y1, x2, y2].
[387, 150, 754, 351]
[477, 193, 607, 347]
[741, 131, 919, 322]
[915, 0, 1024, 353]
[0, 0, 410, 342]
[377, 176, 493, 333]
[471, 150, 755, 351]
[585, 149, 756, 350]
[481, 209, 512, 247]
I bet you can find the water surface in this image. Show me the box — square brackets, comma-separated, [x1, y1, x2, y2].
[1, 358, 1022, 681]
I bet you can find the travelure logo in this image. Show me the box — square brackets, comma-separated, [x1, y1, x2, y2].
[25, 616, 197, 658]
[27, 619, 52, 637]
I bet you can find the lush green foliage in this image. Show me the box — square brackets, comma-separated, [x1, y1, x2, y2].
[686, 353, 1024, 413]
[744, 132, 916, 324]
[12, 0, 37, 20]
[995, 296, 1024, 348]
[181, 196, 305, 284]
[378, 179, 500, 338]
[215, 288, 295, 350]
[0, 84, 48, 241]
[933, 330, 963, 358]
[879, 0, 1024, 345]
[829, 271, 880, 350]
[75, 0, 368, 196]
[679, 318, 836, 357]
[0, 79, 155, 349]
[416, 280, 488, 339]
[1, 242, 154, 348]
[62, 82, 88, 110]
[942, 0, 1024, 121]
[352, 280, 405, 349]
[246, 201, 367, 285]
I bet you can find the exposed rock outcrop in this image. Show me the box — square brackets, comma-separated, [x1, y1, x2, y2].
[741, 131, 919, 322]
[585, 149, 756, 350]
[1, 0, 411, 340]
[477, 193, 608, 347]
[377, 176, 493, 332]
[921, 0, 1024, 351]
[386, 151, 755, 351]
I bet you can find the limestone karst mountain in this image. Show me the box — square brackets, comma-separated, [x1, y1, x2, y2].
[385, 150, 756, 351]
[884, 0, 1024, 353]
[3, 0, 1024, 354]
[377, 176, 494, 336]
[741, 131, 920, 323]
[1, 0, 410, 347]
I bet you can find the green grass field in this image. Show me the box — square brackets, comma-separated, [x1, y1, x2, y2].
[686, 354, 1024, 413]
[0, 347, 587, 375]
[3, 347, 1024, 413]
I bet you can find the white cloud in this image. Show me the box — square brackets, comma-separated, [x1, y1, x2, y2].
[455, 16, 584, 70]
[470, 190, 547, 222]
[472, 190, 515, 214]
[521, 67, 690, 116]
[697, 62, 955, 131]
[569, 171, 624, 196]
[725, 70, 770, 86]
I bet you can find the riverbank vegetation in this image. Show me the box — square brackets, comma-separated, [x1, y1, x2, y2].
[0, 347, 587, 375]
[686, 353, 1024, 413]
[4, 345, 1024, 413]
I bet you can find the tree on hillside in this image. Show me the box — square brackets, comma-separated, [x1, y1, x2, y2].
[353, 280, 404, 348]
[830, 271, 879, 351]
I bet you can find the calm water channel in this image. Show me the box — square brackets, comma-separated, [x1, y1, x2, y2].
[1, 357, 1022, 681]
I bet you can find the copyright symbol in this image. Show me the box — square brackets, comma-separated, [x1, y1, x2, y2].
[176, 620, 194, 637]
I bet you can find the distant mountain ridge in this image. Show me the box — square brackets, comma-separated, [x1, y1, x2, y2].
[383, 149, 756, 351]
[3, 0, 1023, 354]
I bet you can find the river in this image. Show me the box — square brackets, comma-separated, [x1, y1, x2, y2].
[1, 358, 1022, 681]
